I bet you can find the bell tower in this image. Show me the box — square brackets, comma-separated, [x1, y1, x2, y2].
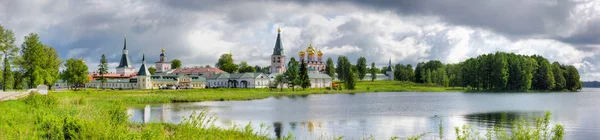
[270, 28, 286, 73]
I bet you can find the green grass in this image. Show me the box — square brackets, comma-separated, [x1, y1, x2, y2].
[54, 80, 465, 105]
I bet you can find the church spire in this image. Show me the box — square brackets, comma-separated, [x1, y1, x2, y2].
[272, 28, 284, 55]
[387, 58, 393, 72]
[123, 35, 127, 50]
[137, 54, 150, 76]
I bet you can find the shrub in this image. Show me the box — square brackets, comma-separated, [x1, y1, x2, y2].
[63, 116, 83, 140]
[107, 103, 128, 125]
[36, 115, 64, 140]
[23, 92, 58, 108]
[455, 111, 564, 140]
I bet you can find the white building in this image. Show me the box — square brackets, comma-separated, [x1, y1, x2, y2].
[206, 73, 271, 88]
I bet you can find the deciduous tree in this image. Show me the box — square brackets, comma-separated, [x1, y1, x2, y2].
[62, 58, 89, 90]
[171, 59, 182, 69]
[325, 57, 335, 80]
[356, 57, 367, 80]
[215, 53, 238, 73]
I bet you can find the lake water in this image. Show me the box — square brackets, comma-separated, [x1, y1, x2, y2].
[128, 88, 600, 139]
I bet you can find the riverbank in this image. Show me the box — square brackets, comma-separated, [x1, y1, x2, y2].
[57, 80, 464, 105]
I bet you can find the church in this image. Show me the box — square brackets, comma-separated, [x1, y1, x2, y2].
[265, 28, 333, 88]
[206, 28, 333, 88]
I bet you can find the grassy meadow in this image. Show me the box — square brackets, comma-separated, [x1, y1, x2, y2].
[0, 80, 564, 139]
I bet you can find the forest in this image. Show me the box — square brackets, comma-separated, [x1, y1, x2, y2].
[392, 52, 582, 91]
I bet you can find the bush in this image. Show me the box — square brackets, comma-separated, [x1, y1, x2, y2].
[63, 116, 83, 140]
[36, 115, 64, 140]
[455, 111, 564, 140]
[23, 92, 58, 108]
[107, 103, 128, 125]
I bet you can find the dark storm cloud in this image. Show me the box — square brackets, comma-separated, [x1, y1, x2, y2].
[296, 0, 575, 37]
[558, 19, 600, 45]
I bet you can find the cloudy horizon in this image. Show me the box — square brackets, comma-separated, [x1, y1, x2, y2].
[1, 0, 599, 81]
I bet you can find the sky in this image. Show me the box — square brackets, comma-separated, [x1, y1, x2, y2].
[0, 0, 599, 81]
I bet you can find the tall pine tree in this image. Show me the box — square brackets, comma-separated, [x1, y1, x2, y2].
[299, 59, 311, 89]
[98, 54, 109, 89]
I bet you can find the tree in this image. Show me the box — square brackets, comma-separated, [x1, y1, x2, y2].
[171, 59, 182, 69]
[325, 57, 335, 80]
[148, 67, 156, 75]
[532, 56, 555, 90]
[97, 54, 109, 89]
[205, 65, 211, 68]
[274, 74, 285, 91]
[490, 52, 508, 90]
[551, 62, 566, 91]
[284, 57, 299, 91]
[336, 56, 349, 81]
[21, 33, 45, 88]
[299, 59, 311, 90]
[356, 57, 367, 80]
[238, 61, 256, 73]
[215, 53, 238, 73]
[41, 45, 62, 90]
[565, 66, 581, 91]
[346, 68, 357, 90]
[370, 62, 376, 81]
[335, 56, 355, 90]
[62, 58, 89, 90]
[12, 70, 24, 90]
[0, 24, 18, 91]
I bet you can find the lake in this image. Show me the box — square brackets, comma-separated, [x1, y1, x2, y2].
[128, 88, 600, 139]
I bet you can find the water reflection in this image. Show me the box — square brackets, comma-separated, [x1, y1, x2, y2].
[464, 111, 545, 128]
[128, 90, 600, 139]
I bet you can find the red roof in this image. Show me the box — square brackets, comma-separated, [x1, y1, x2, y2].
[172, 67, 225, 73]
[90, 72, 137, 79]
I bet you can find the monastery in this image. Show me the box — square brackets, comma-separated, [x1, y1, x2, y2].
[56, 28, 334, 89]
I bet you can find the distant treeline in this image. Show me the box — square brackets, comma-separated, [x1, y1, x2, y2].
[582, 81, 600, 87]
[392, 52, 582, 91]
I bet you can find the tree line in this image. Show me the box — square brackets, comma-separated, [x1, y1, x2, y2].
[406, 52, 581, 91]
[0, 25, 63, 90]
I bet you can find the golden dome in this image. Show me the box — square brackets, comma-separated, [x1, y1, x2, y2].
[317, 49, 323, 56]
[161, 48, 165, 53]
[299, 50, 306, 56]
[306, 44, 316, 55]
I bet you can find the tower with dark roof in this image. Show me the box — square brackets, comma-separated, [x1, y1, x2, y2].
[270, 28, 286, 73]
[137, 54, 152, 89]
[116, 36, 136, 75]
[386, 58, 394, 80]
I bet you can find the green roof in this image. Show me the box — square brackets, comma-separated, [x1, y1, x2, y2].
[272, 32, 284, 55]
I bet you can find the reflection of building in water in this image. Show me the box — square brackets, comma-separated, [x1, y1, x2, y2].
[298, 121, 322, 133]
[144, 105, 151, 123]
[273, 122, 283, 139]
[161, 104, 171, 122]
